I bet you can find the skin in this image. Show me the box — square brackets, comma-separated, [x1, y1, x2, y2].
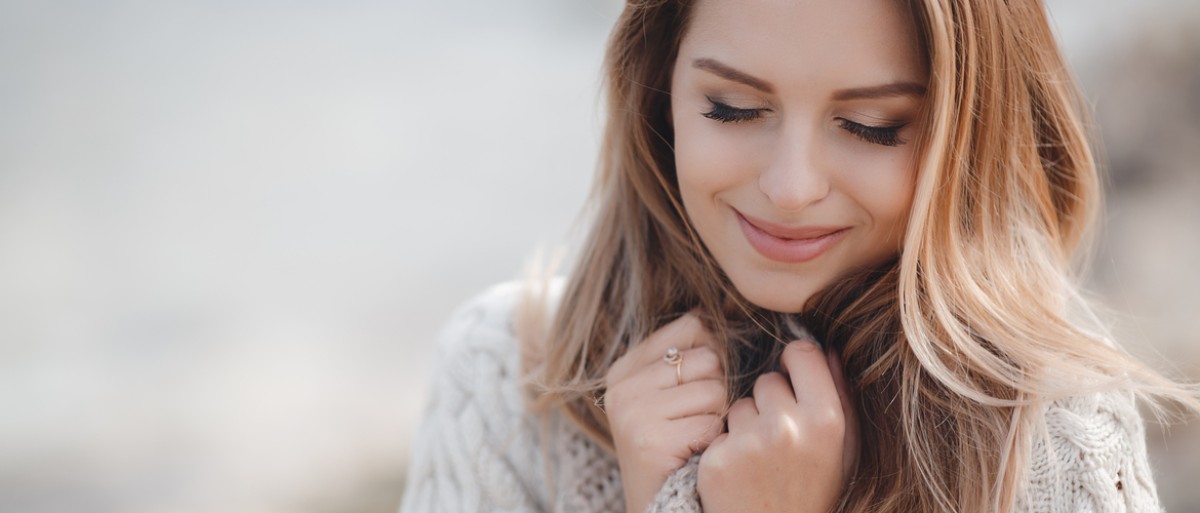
[606, 313, 727, 513]
[607, 1, 927, 512]
[672, 0, 927, 314]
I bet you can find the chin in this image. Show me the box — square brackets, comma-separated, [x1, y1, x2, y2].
[732, 272, 826, 314]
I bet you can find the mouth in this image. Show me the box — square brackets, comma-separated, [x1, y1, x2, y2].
[735, 210, 849, 263]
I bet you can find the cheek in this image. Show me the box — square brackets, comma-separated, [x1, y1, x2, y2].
[845, 151, 917, 231]
[826, 138, 913, 230]
[673, 120, 762, 205]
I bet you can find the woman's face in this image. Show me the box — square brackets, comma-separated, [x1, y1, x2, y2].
[670, 0, 927, 313]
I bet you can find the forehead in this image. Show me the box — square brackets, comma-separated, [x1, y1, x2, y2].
[678, 0, 926, 89]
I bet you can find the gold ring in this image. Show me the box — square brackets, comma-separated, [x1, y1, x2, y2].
[663, 347, 684, 386]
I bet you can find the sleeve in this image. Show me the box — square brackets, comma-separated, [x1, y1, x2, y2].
[399, 283, 549, 513]
[646, 455, 703, 513]
[643, 393, 1166, 513]
[1019, 391, 1165, 513]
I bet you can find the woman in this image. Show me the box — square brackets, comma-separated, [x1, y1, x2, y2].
[401, 1, 1197, 512]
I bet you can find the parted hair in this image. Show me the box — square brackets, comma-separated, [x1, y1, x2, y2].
[517, 1, 1197, 512]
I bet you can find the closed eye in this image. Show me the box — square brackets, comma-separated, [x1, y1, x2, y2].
[702, 98, 765, 124]
[837, 118, 908, 147]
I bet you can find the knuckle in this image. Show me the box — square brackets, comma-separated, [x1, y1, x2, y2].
[753, 371, 782, 391]
[813, 405, 846, 434]
[739, 430, 770, 456]
[765, 413, 833, 452]
[766, 413, 804, 444]
[698, 444, 728, 475]
[673, 313, 700, 335]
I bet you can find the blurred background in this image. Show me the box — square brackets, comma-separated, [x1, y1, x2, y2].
[0, 0, 1196, 512]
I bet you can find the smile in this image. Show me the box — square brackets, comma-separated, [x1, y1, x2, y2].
[735, 210, 849, 263]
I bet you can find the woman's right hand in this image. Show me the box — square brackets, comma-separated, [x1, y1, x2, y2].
[603, 313, 727, 513]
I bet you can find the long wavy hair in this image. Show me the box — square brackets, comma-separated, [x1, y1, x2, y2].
[517, 1, 1197, 512]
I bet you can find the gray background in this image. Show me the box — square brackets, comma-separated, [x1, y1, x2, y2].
[0, 1, 1197, 512]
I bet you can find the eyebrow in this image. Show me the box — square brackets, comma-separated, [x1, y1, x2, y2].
[691, 57, 927, 100]
[693, 58, 774, 93]
[831, 82, 927, 101]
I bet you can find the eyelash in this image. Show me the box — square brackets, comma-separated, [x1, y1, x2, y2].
[701, 99, 909, 147]
[837, 118, 908, 147]
[701, 100, 764, 124]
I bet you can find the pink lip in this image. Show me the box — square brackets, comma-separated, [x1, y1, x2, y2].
[735, 210, 848, 263]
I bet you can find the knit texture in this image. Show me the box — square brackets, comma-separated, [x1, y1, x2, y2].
[647, 454, 702, 513]
[400, 282, 1165, 513]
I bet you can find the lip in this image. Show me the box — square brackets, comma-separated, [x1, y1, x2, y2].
[735, 210, 849, 263]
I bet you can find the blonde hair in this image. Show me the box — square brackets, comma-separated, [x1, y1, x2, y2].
[518, 1, 1198, 512]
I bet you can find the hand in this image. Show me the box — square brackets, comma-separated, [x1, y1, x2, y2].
[696, 339, 859, 513]
[604, 313, 727, 513]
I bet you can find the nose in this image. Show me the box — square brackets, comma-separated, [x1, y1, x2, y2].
[757, 125, 831, 212]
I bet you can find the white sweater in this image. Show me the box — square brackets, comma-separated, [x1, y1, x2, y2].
[399, 282, 1164, 513]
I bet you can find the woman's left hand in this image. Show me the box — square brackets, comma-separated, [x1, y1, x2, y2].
[696, 339, 859, 513]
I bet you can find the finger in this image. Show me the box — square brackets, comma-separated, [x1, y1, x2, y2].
[606, 312, 701, 383]
[780, 339, 839, 407]
[705, 431, 730, 453]
[725, 396, 758, 434]
[828, 348, 860, 478]
[635, 312, 706, 368]
[750, 371, 796, 414]
[697, 431, 730, 488]
[652, 346, 723, 389]
[673, 413, 725, 453]
[827, 348, 854, 421]
[658, 379, 728, 420]
[617, 344, 724, 392]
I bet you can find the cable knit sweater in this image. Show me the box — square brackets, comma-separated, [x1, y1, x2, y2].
[399, 282, 1165, 513]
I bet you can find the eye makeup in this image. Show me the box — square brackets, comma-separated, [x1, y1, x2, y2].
[836, 118, 908, 146]
[701, 97, 910, 147]
[701, 98, 765, 123]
